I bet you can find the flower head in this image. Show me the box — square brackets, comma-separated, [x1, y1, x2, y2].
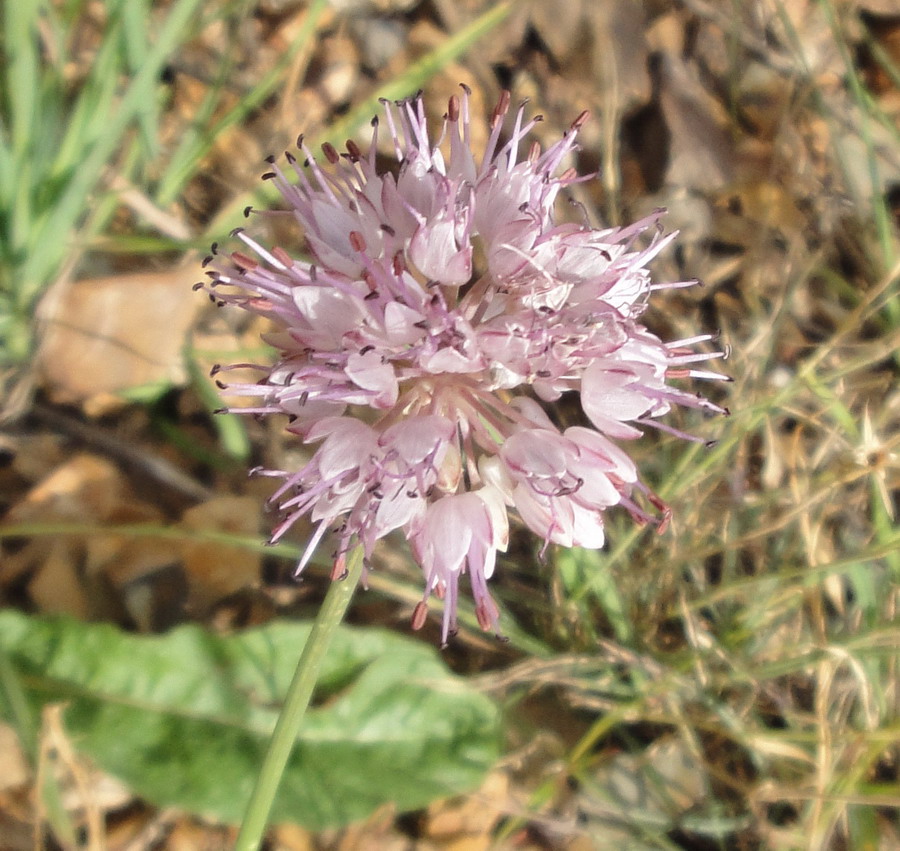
[201, 88, 728, 643]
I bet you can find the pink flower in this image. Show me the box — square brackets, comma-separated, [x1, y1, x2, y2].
[201, 88, 728, 644]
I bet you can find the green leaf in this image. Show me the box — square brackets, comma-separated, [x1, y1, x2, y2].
[0, 609, 500, 828]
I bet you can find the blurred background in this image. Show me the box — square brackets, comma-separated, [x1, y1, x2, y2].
[1, 0, 898, 848]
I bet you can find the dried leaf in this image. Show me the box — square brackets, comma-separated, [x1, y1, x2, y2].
[1, 454, 167, 620]
[0, 723, 31, 793]
[589, 0, 651, 111]
[179, 495, 262, 609]
[655, 51, 735, 191]
[37, 266, 201, 406]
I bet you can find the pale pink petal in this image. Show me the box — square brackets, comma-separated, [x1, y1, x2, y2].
[345, 350, 398, 406]
[383, 301, 427, 346]
[409, 218, 472, 286]
[379, 415, 455, 463]
[582, 363, 653, 424]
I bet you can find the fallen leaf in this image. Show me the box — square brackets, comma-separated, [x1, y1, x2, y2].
[0, 724, 30, 793]
[179, 495, 262, 610]
[37, 266, 201, 408]
[655, 51, 735, 192]
[0, 454, 168, 621]
[424, 770, 509, 846]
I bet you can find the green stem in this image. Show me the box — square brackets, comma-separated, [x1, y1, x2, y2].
[235, 546, 364, 850]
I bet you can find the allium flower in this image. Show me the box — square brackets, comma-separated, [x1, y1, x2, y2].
[200, 88, 728, 643]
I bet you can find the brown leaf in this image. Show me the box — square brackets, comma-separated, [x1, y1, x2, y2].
[3, 453, 135, 526]
[179, 496, 262, 610]
[0, 724, 31, 793]
[37, 266, 201, 407]
[28, 542, 91, 618]
[424, 771, 509, 845]
[589, 0, 652, 112]
[655, 51, 735, 192]
[528, 0, 588, 64]
[1, 454, 167, 620]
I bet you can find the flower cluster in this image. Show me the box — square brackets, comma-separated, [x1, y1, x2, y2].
[201, 88, 728, 643]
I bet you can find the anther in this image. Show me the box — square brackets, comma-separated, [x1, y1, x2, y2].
[231, 251, 257, 270]
[272, 246, 294, 267]
[330, 554, 348, 581]
[491, 90, 511, 127]
[476, 603, 493, 631]
[656, 508, 672, 535]
[412, 601, 429, 631]
[321, 142, 340, 164]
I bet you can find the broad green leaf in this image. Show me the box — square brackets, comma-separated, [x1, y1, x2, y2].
[0, 610, 500, 828]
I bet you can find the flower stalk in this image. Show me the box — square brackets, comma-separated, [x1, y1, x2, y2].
[235, 546, 363, 851]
